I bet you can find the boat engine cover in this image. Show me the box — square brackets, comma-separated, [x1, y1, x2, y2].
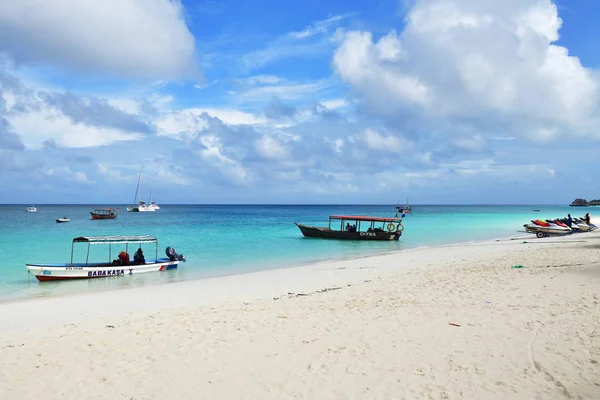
[166, 246, 186, 262]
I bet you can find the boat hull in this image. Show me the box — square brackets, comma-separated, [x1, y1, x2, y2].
[296, 223, 401, 241]
[90, 213, 117, 219]
[26, 259, 179, 282]
[56, 219, 70, 223]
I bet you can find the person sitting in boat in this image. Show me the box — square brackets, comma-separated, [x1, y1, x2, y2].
[117, 251, 130, 266]
[134, 247, 145, 265]
[345, 223, 351, 232]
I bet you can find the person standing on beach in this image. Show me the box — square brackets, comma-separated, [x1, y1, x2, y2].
[567, 214, 573, 227]
[584, 213, 591, 225]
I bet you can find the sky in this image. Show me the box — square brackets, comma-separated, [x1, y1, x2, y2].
[0, 0, 599, 205]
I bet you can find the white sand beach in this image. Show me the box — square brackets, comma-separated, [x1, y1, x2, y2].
[1, 230, 599, 399]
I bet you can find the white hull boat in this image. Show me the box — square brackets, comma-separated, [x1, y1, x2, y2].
[27, 259, 179, 281]
[127, 172, 157, 212]
[26, 235, 186, 282]
[26, 205, 37, 213]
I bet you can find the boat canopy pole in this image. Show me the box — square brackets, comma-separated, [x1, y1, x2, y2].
[85, 243, 90, 266]
[155, 242, 158, 263]
[109, 244, 112, 264]
[70, 242, 75, 266]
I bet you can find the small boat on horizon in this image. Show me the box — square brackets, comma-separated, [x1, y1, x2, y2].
[26, 235, 186, 282]
[127, 171, 156, 212]
[26, 205, 37, 213]
[90, 208, 118, 220]
[399, 199, 412, 214]
[296, 207, 407, 241]
[56, 217, 70, 223]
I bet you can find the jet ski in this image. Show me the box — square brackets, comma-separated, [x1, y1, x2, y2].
[572, 218, 596, 232]
[523, 219, 572, 238]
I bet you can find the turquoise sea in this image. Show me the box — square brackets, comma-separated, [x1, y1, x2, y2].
[0, 204, 586, 302]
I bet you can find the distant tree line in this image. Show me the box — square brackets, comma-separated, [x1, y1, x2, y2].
[570, 198, 600, 206]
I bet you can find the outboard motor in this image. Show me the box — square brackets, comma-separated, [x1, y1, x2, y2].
[166, 246, 186, 262]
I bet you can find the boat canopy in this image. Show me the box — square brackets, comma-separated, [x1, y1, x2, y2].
[329, 215, 402, 223]
[72, 235, 158, 245]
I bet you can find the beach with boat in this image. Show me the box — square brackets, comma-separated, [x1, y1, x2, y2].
[0, 204, 599, 399]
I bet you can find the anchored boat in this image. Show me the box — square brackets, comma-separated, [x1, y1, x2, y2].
[90, 208, 118, 220]
[296, 207, 407, 241]
[127, 171, 155, 212]
[26, 235, 186, 282]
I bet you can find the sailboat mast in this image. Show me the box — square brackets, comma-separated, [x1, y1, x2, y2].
[133, 173, 141, 205]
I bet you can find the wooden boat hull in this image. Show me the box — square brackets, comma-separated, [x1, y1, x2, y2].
[26, 259, 179, 282]
[90, 213, 117, 220]
[296, 223, 401, 241]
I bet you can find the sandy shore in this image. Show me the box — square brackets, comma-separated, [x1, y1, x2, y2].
[1, 230, 599, 399]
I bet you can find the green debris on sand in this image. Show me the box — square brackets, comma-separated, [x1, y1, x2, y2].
[512, 265, 525, 269]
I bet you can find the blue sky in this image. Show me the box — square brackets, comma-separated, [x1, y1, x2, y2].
[0, 0, 599, 204]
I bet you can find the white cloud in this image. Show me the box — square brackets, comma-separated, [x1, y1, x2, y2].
[196, 135, 250, 184]
[332, 0, 600, 141]
[240, 75, 283, 85]
[356, 128, 406, 153]
[255, 135, 288, 160]
[237, 80, 332, 103]
[44, 165, 90, 184]
[97, 164, 129, 183]
[108, 94, 173, 115]
[243, 15, 351, 70]
[453, 134, 486, 152]
[321, 99, 348, 110]
[333, 31, 430, 110]
[156, 108, 266, 137]
[290, 14, 351, 39]
[8, 109, 142, 149]
[0, 0, 199, 79]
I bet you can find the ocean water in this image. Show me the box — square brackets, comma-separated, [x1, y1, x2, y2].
[0, 204, 586, 302]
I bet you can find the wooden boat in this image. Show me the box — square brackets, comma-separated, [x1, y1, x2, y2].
[296, 209, 406, 241]
[26, 235, 186, 282]
[56, 217, 70, 223]
[90, 208, 118, 220]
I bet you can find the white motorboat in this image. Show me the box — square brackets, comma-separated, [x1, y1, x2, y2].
[56, 217, 70, 223]
[26, 235, 186, 282]
[26, 205, 37, 213]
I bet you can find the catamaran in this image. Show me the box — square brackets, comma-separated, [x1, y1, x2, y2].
[26, 235, 186, 281]
[127, 172, 155, 212]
